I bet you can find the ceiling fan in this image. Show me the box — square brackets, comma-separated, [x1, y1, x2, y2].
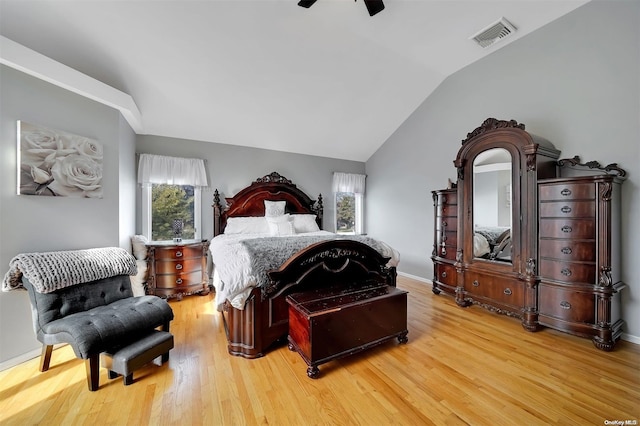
[298, 0, 385, 17]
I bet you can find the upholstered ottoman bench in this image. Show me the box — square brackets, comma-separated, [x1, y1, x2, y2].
[102, 330, 174, 385]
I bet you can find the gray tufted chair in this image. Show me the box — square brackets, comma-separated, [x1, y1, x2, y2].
[23, 274, 173, 391]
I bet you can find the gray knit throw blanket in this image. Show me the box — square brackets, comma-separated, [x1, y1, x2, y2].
[2, 247, 138, 293]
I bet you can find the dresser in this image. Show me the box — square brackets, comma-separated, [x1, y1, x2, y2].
[431, 188, 458, 296]
[430, 118, 627, 351]
[537, 175, 625, 350]
[146, 240, 210, 300]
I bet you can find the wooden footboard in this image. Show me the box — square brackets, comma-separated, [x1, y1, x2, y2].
[221, 240, 397, 359]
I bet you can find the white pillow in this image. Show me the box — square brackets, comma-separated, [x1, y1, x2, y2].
[473, 234, 491, 257]
[131, 235, 148, 260]
[291, 214, 320, 233]
[264, 200, 286, 217]
[266, 214, 295, 236]
[225, 216, 269, 234]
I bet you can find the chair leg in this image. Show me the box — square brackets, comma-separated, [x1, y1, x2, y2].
[40, 345, 53, 372]
[85, 354, 100, 391]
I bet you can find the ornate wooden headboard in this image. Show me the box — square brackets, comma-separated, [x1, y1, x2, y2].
[213, 172, 323, 236]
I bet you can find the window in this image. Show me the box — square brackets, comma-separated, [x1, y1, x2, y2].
[141, 184, 202, 241]
[138, 154, 208, 242]
[333, 172, 365, 235]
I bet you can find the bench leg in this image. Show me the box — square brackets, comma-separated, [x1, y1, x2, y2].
[161, 352, 170, 364]
[108, 370, 119, 379]
[40, 345, 53, 372]
[85, 354, 100, 391]
[123, 373, 134, 386]
[161, 322, 170, 333]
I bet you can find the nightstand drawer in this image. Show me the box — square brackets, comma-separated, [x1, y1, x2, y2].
[153, 245, 202, 260]
[155, 270, 203, 289]
[154, 258, 202, 275]
[465, 272, 524, 307]
[434, 262, 457, 286]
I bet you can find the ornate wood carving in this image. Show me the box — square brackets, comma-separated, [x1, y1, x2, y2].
[255, 171, 294, 185]
[461, 118, 525, 145]
[557, 156, 627, 178]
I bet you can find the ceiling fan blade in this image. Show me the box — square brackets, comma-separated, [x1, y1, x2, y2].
[298, 0, 318, 8]
[363, 0, 384, 16]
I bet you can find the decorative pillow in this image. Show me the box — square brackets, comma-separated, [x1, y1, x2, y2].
[291, 214, 320, 233]
[225, 216, 269, 234]
[131, 235, 148, 260]
[264, 200, 286, 217]
[268, 220, 295, 236]
[473, 233, 491, 257]
[266, 214, 295, 236]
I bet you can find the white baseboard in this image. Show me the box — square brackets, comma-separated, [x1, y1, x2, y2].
[621, 333, 640, 345]
[397, 271, 431, 284]
[0, 347, 41, 372]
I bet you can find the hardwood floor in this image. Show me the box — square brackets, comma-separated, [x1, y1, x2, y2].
[1, 276, 638, 425]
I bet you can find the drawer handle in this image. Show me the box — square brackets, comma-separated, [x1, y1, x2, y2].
[442, 235, 448, 242]
[176, 278, 183, 285]
[472, 280, 479, 287]
[176, 251, 183, 258]
[561, 247, 572, 255]
[504, 288, 512, 296]
[442, 220, 448, 227]
[441, 272, 447, 278]
[561, 225, 573, 233]
[441, 247, 447, 256]
[175, 264, 183, 270]
[561, 268, 572, 276]
[560, 188, 572, 196]
[561, 206, 572, 213]
[560, 301, 571, 310]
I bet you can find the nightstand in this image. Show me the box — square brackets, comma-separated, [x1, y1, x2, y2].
[146, 240, 210, 300]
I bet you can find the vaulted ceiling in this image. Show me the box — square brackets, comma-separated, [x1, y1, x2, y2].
[0, 1, 587, 161]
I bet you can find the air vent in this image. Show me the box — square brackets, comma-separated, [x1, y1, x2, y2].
[470, 17, 517, 48]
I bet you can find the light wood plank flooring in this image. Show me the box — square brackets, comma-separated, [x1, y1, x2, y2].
[1, 276, 638, 425]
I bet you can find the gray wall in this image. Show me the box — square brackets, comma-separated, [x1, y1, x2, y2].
[0, 65, 136, 365]
[136, 135, 365, 238]
[366, 1, 640, 340]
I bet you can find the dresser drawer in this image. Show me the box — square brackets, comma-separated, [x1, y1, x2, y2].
[539, 240, 595, 262]
[154, 258, 203, 275]
[155, 270, 203, 289]
[539, 259, 595, 284]
[436, 218, 457, 232]
[153, 245, 202, 260]
[437, 204, 458, 217]
[539, 219, 595, 239]
[435, 192, 457, 206]
[539, 284, 595, 324]
[434, 262, 457, 286]
[465, 272, 524, 307]
[539, 201, 595, 218]
[539, 183, 595, 201]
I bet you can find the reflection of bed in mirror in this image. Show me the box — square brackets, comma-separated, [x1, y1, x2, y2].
[209, 172, 400, 359]
[473, 226, 511, 261]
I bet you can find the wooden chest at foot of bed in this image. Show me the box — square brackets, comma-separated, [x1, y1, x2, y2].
[286, 282, 408, 378]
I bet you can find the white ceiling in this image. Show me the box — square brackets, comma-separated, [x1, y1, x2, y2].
[0, 0, 587, 161]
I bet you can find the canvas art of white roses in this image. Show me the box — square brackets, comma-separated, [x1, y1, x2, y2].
[17, 121, 103, 198]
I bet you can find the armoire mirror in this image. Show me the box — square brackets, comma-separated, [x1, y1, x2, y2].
[472, 148, 512, 263]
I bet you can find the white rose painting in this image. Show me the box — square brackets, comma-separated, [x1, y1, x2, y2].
[17, 121, 103, 198]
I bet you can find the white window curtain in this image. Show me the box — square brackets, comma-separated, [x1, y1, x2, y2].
[332, 172, 366, 194]
[333, 172, 366, 235]
[137, 153, 208, 187]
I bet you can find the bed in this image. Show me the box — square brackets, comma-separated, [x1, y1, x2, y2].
[209, 172, 399, 358]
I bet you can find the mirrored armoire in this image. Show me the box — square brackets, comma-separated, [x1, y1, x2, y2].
[431, 118, 626, 350]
